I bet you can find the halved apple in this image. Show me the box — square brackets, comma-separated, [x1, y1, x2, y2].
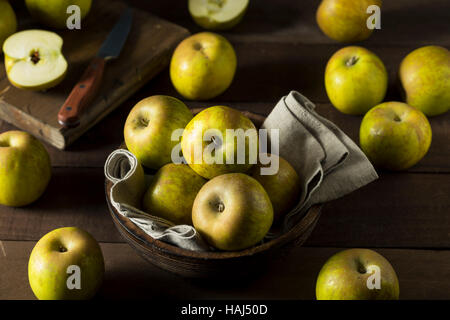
[3, 30, 68, 91]
[188, 0, 249, 30]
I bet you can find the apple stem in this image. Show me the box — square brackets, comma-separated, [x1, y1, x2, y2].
[346, 56, 359, 67]
[59, 246, 67, 253]
[217, 202, 225, 212]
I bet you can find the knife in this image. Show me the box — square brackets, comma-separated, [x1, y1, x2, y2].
[57, 8, 133, 128]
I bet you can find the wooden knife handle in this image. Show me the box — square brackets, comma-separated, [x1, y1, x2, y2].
[57, 57, 106, 127]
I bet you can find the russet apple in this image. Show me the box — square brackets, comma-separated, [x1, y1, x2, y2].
[189, 0, 249, 31]
[0, 130, 51, 207]
[316, 248, 399, 300]
[249, 154, 301, 223]
[181, 105, 258, 179]
[0, 0, 17, 54]
[124, 95, 193, 170]
[192, 173, 273, 251]
[28, 227, 104, 300]
[360, 101, 432, 171]
[316, 0, 382, 43]
[325, 46, 388, 115]
[3, 30, 68, 91]
[170, 32, 237, 100]
[142, 163, 206, 225]
[399, 45, 450, 116]
[25, 0, 92, 29]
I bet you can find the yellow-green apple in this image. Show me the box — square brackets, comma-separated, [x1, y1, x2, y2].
[3, 30, 68, 91]
[188, 0, 249, 30]
[170, 32, 237, 100]
[399, 45, 450, 116]
[316, 0, 382, 43]
[316, 248, 399, 300]
[25, 0, 92, 29]
[360, 101, 432, 170]
[0, 130, 51, 207]
[249, 154, 300, 223]
[28, 227, 104, 300]
[142, 163, 206, 225]
[181, 106, 258, 179]
[325, 46, 388, 115]
[192, 173, 273, 251]
[0, 0, 17, 54]
[124, 95, 193, 170]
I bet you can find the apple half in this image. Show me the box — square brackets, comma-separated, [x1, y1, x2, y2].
[189, 0, 249, 30]
[3, 29, 68, 91]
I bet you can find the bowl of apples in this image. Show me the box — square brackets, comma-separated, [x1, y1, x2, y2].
[105, 96, 322, 278]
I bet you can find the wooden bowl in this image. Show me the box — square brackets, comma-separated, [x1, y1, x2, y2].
[105, 110, 322, 278]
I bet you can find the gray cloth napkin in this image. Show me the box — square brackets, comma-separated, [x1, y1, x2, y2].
[103, 91, 378, 251]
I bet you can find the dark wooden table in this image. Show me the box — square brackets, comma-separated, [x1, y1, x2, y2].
[0, 0, 449, 300]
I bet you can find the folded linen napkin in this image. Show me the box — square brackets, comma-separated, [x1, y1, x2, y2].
[104, 90, 378, 251]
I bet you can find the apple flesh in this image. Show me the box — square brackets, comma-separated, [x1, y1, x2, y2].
[0, 0, 17, 54]
[28, 227, 104, 300]
[249, 154, 301, 223]
[325, 46, 388, 115]
[3, 30, 68, 91]
[181, 105, 258, 179]
[399, 45, 450, 116]
[360, 102, 432, 171]
[0, 130, 51, 207]
[26, 0, 92, 29]
[124, 95, 193, 170]
[316, 0, 382, 43]
[142, 163, 206, 225]
[189, 0, 249, 30]
[316, 248, 400, 300]
[170, 32, 237, 100]
[192, 173, 273, 251]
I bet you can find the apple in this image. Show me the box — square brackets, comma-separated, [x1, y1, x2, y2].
[28, 227, 104, 300]
[249, 154, 301, 223]
[360, 101, 432, 171]
[170, 32, 237, 100]
[0, 0, 17, 54]
[316, 0, 382, 43]
[316, 248, 399, 300]
[3, 30, 68, 91]
[124, 95, 193, 170]
[192, 173, 273, 251]
[181, 105, 258, 179]
[25, 0, 92, 29]
[325, 46, 388, 115]
[188, 0, 249, 30]
[0, 130, 51, 207]
[399, 45, 450, 116]
[142, 163, 206, 225]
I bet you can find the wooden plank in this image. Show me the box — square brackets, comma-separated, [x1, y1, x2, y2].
[0, 241, 448, 299]
[128, 0, 450, 46]
[0, 0, 189, 150]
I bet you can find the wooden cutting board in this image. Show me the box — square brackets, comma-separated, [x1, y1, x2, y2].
[0, 0, 189, 149]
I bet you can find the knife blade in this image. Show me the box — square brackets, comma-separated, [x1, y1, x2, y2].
[57, 8, 133, 128]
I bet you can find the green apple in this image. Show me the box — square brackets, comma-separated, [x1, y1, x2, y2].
[0, 0, 17, 54]
[0, 130, 51, 207]
[192, 173, 273, 251]
[360, 101, 432, 171]
[142, 163, 206, 225]
[316, 248, 399, 300]
[26, 0, 92, 29]
[316, 0, 382, 43]
[399, 45, 450, 116]
[181, 105, 258, 179]
[28, 227, 104, 300]
[325, 46, 388, 115]
[3, 30, 68, 91]
[249, 154, 301, 223]
[170, 32, 237, 100]
[124, 95, 193, 170]
[188, 0, 249, 30]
